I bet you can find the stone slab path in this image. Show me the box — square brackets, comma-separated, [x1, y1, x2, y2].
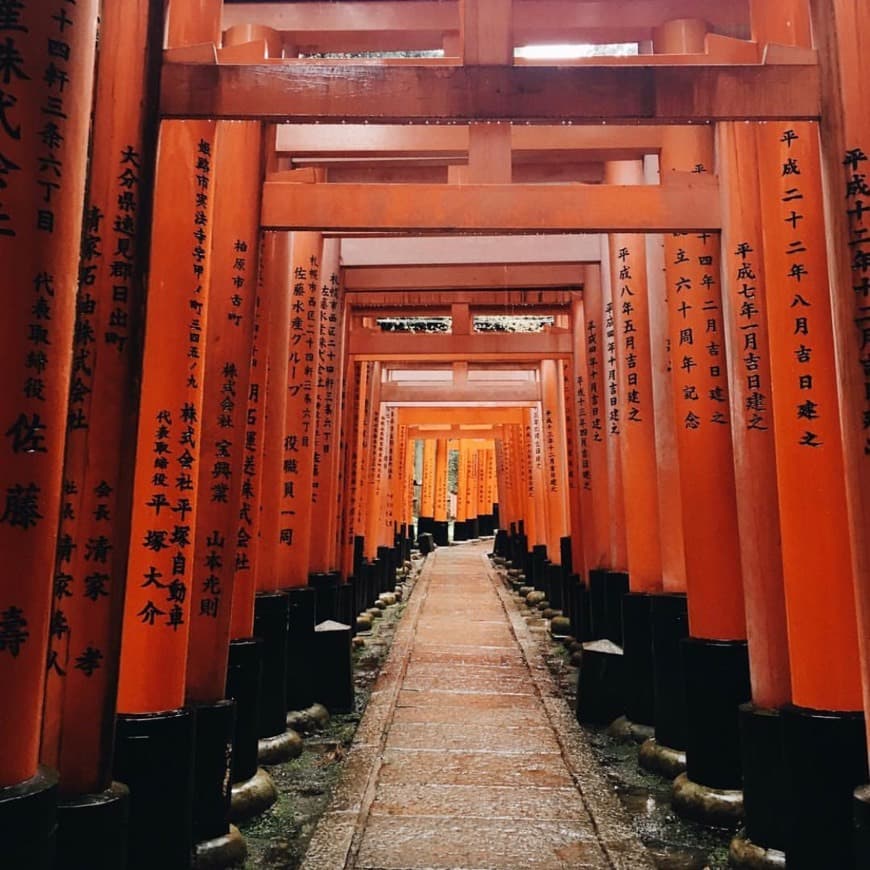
[302, 542, 654, 870]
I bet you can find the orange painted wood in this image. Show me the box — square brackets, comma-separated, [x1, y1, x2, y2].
[339, 360, 367, 577]
[277, 232, 324, 586]
[186, 121, 262, 705]
[262, 181, 720, 234]
[647, 228, 688, 593]
[344, 265, 582, 293]
[564, 308, 590, 581]
[309, 239, 343, 572]
[581, 269, 612, 571]
[0, 2, 98, 786]
[230, 241, 269, 638]
[167, 0, 222, 48]
[607, 162, 663, 592]
[756, 121, 862, 711]
[601, 241, 629, 573]
[361, 362, 383, 559]
[461, 0, 512, 65]
[161, 62, 821, 125]
[661, 127, 745, 641]
[117, 120, 217, 714]
[254, 232, 292, 592]
[717, 121, 790, 708]
[455, 441, 469, 525]
[750, 0, 812, 47]
[810, 0, 870, 755]
[420, 439, 437, 519]
[541, 360, 570, 559]
[39, 0, 156, 795]
[434, 439, 449, 523]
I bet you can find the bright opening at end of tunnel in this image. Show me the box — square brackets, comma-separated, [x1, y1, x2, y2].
[515, 43, 639, 59]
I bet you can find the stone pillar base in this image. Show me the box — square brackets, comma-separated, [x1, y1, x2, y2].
[229, 768, 277, 822]
[257, 729, 303, 765]
[606, 715, 654, 745]
[575, 640, 624, 726]
[728, 833, 786, 869]
[193, 824, 246, 869]
[638, 738, 686, 779]
[56, 780, 129, 870]
[0, 765, 58, 870]
[671, 772, 743, 827]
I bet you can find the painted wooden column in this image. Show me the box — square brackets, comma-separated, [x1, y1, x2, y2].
[454, 438, 470, 542]
[339, 359, 366, 579]
[717, 119, 792, 861]
[112, 118, 217, 869]
[652, 20, 750, 816]
[362, 362, 384, 561]
[279, 231, 323, 587]
[568, 295, 592, 585]
[755, 118, 866, 868]
[808, 5, 870, 855]
[434, 437, 449, 546]
[182, 120, 262, 862]
[540, 359, 570, 564]
[0, 1, 99, 863]
[606, 160, 665, 732]
[309, 240, 343, 573]
[419, 438, 437, 538]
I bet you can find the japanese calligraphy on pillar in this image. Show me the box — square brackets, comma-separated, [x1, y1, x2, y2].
[842, 145, 870, 454]
[117, 121, 216, 714]
[0, 1, 98, 786]
[187, 121, 261, 702]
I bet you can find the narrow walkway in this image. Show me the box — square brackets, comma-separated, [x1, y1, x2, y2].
[303, 542, 653, 870]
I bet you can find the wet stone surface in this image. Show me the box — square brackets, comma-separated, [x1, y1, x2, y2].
[237, 567, 417, 869]
[529, 597, 734, 870]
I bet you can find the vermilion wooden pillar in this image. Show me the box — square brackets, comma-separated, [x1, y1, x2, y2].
[309, 240, 343, 573]
[568, 295, 592, 583]
[0, 2, 99, 863]
[809, 8, 870, 853]
[717, 120, 792, 860]
[434, 437, 449, 545]
[653, 21, 750, 819]
[756, 119, 866, 868]
[419, 438, 437, 538]
[606, 160, 665, 732]
[540, 360, 570, 562]
[113, 118, 217, 870]
[37, 7, 161, 869]
[339, 360, 365, 578]
[279, 231, 323, 587]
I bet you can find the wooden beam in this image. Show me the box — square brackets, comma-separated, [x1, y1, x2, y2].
[275, 124, 666, 155]
[161, 62, 820, 123]
[345, 291, 576, 310]
[221, 1, 750, 44]
[397, 407, 527, 425]
[262, 179, 720, 232]
[344, 264, 583, 291]
[381, 381, 540, 403]
[340, 236, 603, 265]
[348, 330, 572, 360]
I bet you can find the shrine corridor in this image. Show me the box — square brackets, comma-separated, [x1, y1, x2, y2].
[303, 541, 651, 870]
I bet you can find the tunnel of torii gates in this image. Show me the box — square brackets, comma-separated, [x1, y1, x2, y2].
[1, 0, 870, 868]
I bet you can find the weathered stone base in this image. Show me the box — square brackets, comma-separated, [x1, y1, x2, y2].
[258, 728, 303, 765]
[638, 737, 687, 779]
[229, 768, 277, 822]
[672, 772, 743, 827]
[729, 833, 786, 869]
[194, 824, 246, 869]
[607, 715, 654, 745]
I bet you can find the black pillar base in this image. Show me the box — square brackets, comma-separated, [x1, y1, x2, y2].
[417, 532, 434, 554]
[308, 571, 340, 624]
[452, 521, 468, 542]
[286, 587, 317, 711]
[739, 704, 787, 852]
[682, 637, 751, 791]
[416, 516, 435, 539]
[313, 620, 355, 713]
[544, 563, 564, 611]
[192, 700, 236, 845]
[254, 591, 290, 739]
[0, 766, 58, 870]
[855, 784, 870, 868]
[568, 577, 591, 642]
[113, 708, 195, 870]
[469, 517, 480, 539]
[225, 638, 263, 785]
[493, 529, 509, 557]
[781, 704, 868, 869]
[588, 569, 629, 643]
[576, 641, 624, 726]
[433, 521, 449, 547]
[650, 593, 689, 751]
[621, 592, 655, 727]
[56, 781, 129, 870]
[477, 514, 495, 537]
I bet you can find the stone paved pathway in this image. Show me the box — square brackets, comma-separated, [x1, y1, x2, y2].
[302, 542, 654, 870]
